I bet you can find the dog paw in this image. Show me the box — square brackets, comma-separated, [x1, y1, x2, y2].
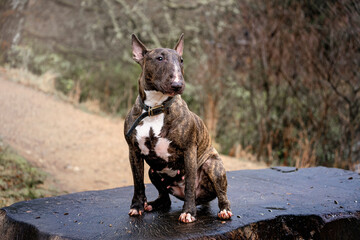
[217, 209, 232, 220]
[144, 202, 153, 212]
[178, 212, 196, 223]
[128, 208, 143, 216]
[145, 196, 171, 211]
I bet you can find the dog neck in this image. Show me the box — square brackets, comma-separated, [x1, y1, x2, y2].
[143, 90, 171, 107]
[126, 90, 175, 137]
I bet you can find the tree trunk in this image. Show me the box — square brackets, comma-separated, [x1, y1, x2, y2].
[203, 94, 218, 140]
[0, 0, 29, 61]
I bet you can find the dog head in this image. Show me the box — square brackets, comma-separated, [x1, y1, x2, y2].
[132, 34, 185, 97]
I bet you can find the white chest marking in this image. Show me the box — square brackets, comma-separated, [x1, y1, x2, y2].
[135, 113, 164, 155]
[155, 138, 171, 161]
[144, 90, 170, 107]
[135, 90, 172, 160]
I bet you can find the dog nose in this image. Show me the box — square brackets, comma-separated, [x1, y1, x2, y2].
[171, 81, 183, 92]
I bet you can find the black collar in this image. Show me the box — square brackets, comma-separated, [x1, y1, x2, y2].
[138, 96, 175, 116]
[125, 96, 175, 137]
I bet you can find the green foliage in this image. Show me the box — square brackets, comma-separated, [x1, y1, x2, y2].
[1, 0, 358, 169]
[0, 144, 59, 208]
[6, 41, 140, 114]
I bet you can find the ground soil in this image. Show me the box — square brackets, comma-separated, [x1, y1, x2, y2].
[0, 69, 266, 193]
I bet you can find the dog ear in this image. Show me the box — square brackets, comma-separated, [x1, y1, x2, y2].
[174, 33, 184, 56]
[132, 34, 148, 63]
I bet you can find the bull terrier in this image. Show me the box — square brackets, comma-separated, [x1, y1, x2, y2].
[124, 33, 232, 223]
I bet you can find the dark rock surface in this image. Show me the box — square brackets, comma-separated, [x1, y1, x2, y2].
[1, 167, 359, 239]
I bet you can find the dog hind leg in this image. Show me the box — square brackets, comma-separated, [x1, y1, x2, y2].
[145, 168, 171, 211]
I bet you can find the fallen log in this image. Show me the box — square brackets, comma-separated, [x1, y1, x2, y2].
[1, 167, 359, 239]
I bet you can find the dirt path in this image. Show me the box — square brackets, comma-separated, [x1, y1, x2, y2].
[0, 70, 266, 193]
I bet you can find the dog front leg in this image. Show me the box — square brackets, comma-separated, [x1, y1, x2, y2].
[179, 146, 197, 223]
[128, 148, 146, 216]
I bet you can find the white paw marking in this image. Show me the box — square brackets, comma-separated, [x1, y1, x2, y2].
[179, 212, 196, 223]
[218, 209, 232, 219]
[129, 208, 142, 216]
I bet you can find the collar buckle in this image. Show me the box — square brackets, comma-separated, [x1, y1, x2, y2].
[125, 96, 176, 138]
[148, 105, 164, 116]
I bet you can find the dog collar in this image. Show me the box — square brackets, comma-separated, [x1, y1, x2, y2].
[125, 96, 175, 137]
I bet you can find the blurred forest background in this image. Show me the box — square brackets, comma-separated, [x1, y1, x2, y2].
[1, 0, 359, 170]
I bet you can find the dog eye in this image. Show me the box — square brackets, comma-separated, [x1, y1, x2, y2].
[180, 57, 183, 63]
[157, 56, 163, 61]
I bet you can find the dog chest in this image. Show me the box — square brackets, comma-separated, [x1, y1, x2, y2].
[135, 112, 171, 161]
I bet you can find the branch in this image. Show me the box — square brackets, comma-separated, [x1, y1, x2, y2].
[53, 0, 96, 12]
[310, 57, 352, 106]
[165, 1, 203, 10]
[326, 74, 351, 106]
[115, 0, 161, 46]
[104, 0, 123, 40]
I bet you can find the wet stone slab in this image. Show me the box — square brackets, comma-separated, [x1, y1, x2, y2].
[1, 167, 360, 239]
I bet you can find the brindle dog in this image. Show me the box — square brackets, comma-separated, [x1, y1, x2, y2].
[124, 34, 232, 223]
